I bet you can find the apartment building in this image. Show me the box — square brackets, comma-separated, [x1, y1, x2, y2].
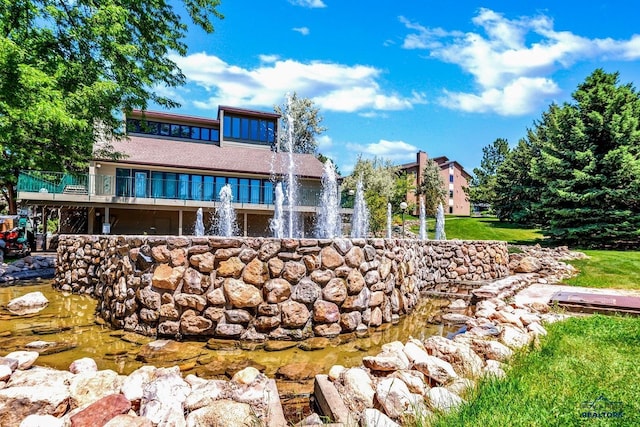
[399, 151, 471, 216]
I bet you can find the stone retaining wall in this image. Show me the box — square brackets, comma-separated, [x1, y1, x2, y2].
[54, 235, 509, 340]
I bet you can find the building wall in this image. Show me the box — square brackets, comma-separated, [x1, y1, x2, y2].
[54, 234, 509, 340]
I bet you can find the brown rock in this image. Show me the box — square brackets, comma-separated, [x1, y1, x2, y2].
[70, 394, 131, 427]
[514, 256, 541, 273]
[151, 264, 184, 291]
[258, 241, 281, 261]
[182, 268, 205, 294]
[257, 303, 279, 316]
[280, 300, 310, 328]
[340, 311, 362, 332]
[224, 278, 263, 308]
[369, 306, 383, 327]
[313, 300, 340, 323]
[151, 245, 171, 263]
[276, 363, 320, 381]
[170, 247, 187, 267]
[180, 310, 213, 335]
[215, 323, 245, 338]
[217, 257, 245, 278]
[291, 278, 320, 304]
[242, 258, 269, 286]
[313, 322, 342, 337]
[159, 303, 179, 320]
[104, 414, 153, 427]
[264, 278, 292, 303]
[225, 309, 252, 325]
[190, 252, 215, 273]
[267, 257, 285, 276]
[310, 269, 334, 285]
[342, 287, 370, 311]
[206, 287, 226, 306]
[322, 278, 347, 304]
[204, 306, 225, 323]
[137, 287, 161, 310]
[255, 316, 281, 332]
[346, 269, 366, 294]
[320, 246, 344, 269]
[215, 247, 243, 260]
[282, 261, 307, 284]
[344, 246, 364, 268]
[174, 293, 207, 311]
[303, 254, 320, 271]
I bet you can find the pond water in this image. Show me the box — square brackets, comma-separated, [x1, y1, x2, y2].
[0, 280, 452, 420]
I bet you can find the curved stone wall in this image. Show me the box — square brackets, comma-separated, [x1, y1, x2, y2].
[55, 235, 509, 340]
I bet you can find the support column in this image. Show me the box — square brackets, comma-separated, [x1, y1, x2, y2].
[178, 210, 183, 236]
[42, 206, 48, 251]
[243, 212, 248, 237]
[104, 207, 110, 234]
[88, 207, 95, 234]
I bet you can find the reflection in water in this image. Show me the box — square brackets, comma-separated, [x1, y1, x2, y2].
[0, 280, 450, 380]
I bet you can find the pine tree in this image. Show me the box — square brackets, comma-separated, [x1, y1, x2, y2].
[531, 69, 640, 248]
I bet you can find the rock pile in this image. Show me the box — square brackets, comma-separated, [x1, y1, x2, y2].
[0, 255, 56, 283]
[0, 353, 285, 427]
[318, 285, 570, 426]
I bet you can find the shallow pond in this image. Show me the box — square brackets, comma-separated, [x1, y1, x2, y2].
[0, 280, 452, 420]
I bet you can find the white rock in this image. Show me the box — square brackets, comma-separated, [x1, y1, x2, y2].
[449, 299, 467, 309]
[527, 322, 548, 336]
[375, 377, 414, 419]
[0, 386, 70, 426]
[412, 355, 459, 385]
[140, 366, 190, 426]
[342, 368, 375, 408]
[428, 387, 464, 412]
[69, 357, 98, 374]
[0, 365, 11, 382]
[446, 378, 474, 397]
[185, 400, 254, 427]
[19, 414, 64, 427]
[500, 325, 532, 349]
[68, 369, 124, 409]
[491, 310, 524, 328]
[361, 408, 401, 427]
[390, 370, 428, 396]
[184, 379, 228, 410]
[121, 365, 157, 402]
[232, 366, 261, 385]
[483, 360, 506, 379]
[7, 292, 49, 315]
[470, 339, 513, 362]
[328, 365, 346, 381]
[4, 351, 39, 370]
[423, 336, 484, 378]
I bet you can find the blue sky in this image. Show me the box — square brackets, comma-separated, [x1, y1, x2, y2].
[160, 0, 640, 175]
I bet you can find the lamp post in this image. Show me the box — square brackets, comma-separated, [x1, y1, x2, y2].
[400, 201, 408, 238]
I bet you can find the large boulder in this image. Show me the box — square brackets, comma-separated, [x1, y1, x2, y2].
[7, 292, 48, 315]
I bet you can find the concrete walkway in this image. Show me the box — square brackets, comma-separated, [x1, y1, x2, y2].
[515, 283, 640, 306]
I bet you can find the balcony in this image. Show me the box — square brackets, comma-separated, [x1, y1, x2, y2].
[17, 171, 351, 211]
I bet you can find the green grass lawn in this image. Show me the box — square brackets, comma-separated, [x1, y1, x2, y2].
[405, 215, 543, 245]
[427, 315, 640, 427]
[562, 250, 640, 291]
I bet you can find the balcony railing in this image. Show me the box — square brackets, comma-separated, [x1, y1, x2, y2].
[18, 171, 351, 209]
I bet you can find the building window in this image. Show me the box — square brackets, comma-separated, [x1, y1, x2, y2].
[449, 174, 454, 183]
[449, 190, 454, 198]
[223, 114, 276, 146]
[126, 118, 219, 143]
[449, 206, 453, 214]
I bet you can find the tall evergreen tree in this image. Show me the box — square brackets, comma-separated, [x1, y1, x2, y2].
[531, 69, 640, 248]
[469, 138, 510, 211]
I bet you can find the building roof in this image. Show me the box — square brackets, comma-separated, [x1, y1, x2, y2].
[99, 135, 325, 179]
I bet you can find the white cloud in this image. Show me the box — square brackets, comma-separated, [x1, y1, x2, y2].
[400, 8, 640, 115]
[172, 53, 424, 113]
[288, 0, 326, 8]
[346, 139, 418, 163]
[293, 27, 310, 36]
[317, 134, 332, 149]
[440, 77, 560, 115]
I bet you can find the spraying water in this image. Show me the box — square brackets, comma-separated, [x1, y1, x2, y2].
[194, 207, 205, 236]
[270, 182, 285, 238]
[386, 202, 392, 239]
[435, 202, 446, 240]
[214, 184, 237, 237]
[284, 94, 299, 238]
[350, 179, 369, 238]
[419, 198, 427, 240]
[316, 160, 341, 238]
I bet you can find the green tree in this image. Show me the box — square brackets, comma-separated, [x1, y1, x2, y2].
[342, 156, 397, 235]
[493, 135, 543, 224]
[417, 159, 446, 216]
[530, 69, 640, 248]
[391, 171, 415, 213]
[275, 92, 327, 154]
[468, 138, 510, 210]
[0, 0, 223, 213]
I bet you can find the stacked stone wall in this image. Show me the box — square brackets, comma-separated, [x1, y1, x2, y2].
[54, 235, 509, 340]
